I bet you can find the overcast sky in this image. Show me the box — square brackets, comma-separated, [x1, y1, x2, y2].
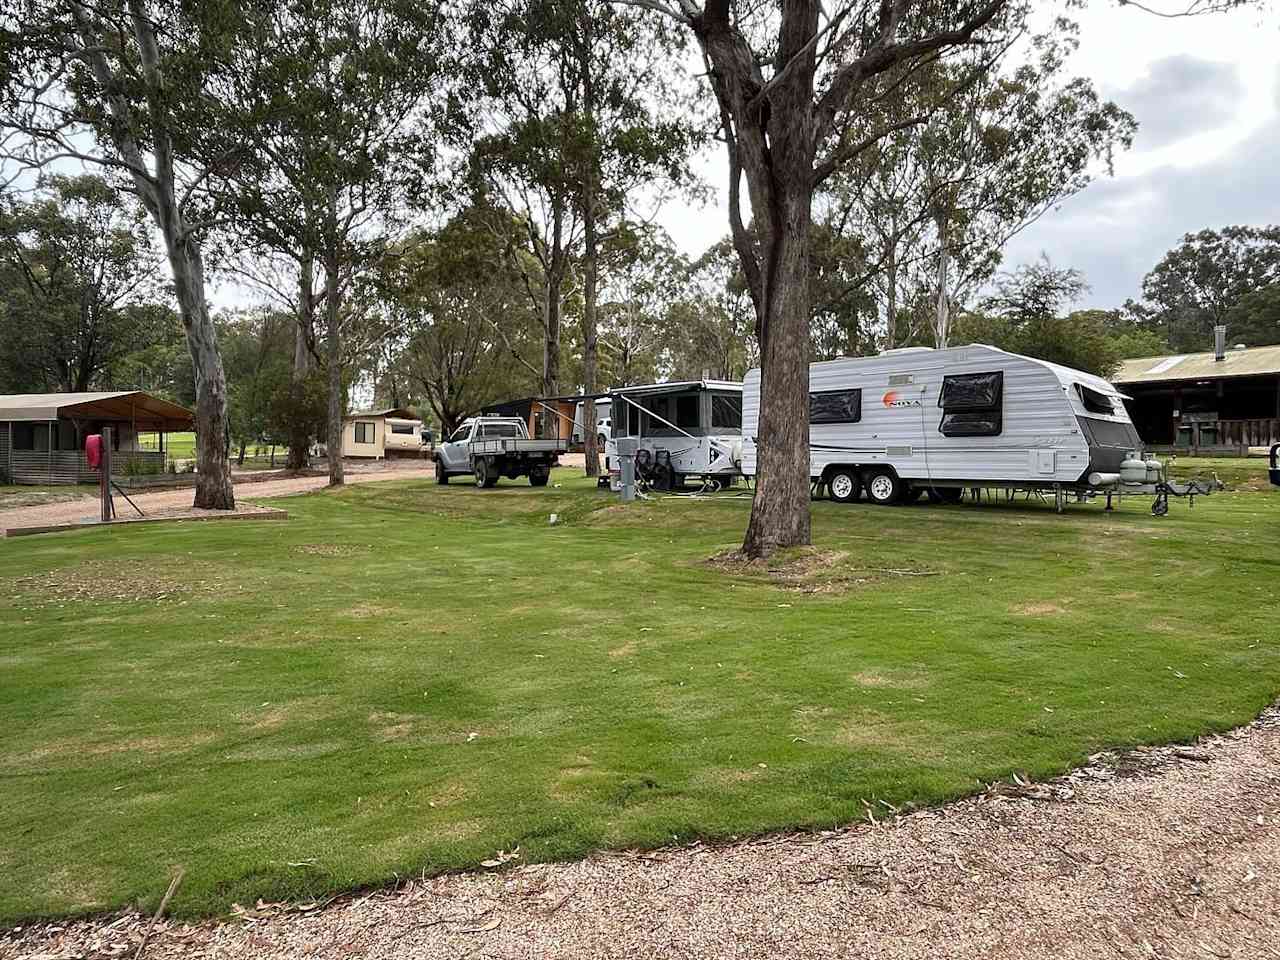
[652, 1, 1280, 311]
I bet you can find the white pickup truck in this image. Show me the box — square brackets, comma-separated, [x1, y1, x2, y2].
[435, 416, 567, 488]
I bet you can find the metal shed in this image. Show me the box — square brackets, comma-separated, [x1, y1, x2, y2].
[0, 391, 194, 484]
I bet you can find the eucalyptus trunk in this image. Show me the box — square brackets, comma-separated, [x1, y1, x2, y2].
[741, 191, 813, 557]
[166, 213, 234, 510]
[324, 239, 344, 487]
[933, 210, 951, 349]
[287, 255, 316, 471]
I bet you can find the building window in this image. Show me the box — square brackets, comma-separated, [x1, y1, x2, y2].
[810, 389, 861, 424]
[13, 423, 37, 450]
[354, 421, 376, 444]
[938, 371, 1002, 437]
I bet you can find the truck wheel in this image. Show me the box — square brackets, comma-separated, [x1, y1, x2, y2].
[482, 459, 499, 488]
[529, 466, 550, 487]
[827, 469, 860, 504]
[865, 469, 904, 505]
[474, 459, 488, 488]
[435, 459, 448, 484]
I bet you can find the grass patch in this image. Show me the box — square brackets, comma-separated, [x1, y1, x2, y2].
[1, 465, 1278, 923]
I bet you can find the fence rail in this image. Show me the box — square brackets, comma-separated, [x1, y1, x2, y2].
[1216, 418, 1280, 449]
[8, 450, 165, 485]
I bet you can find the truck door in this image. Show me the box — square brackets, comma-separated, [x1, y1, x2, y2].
[441, 424, 473, 471]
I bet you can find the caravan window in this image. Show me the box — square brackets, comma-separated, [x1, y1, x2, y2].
[390, 423, 416, 435]
[810, 389, 861, 424]
[938, 371, 1002, 437]
[711, 394, 742, 431]
[938, 371, 1002, 410]
[1076, 384, 1115, 415]
[675, 394, 700, 429]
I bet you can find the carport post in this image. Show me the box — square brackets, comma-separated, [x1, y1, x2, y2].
[101, 426, 113, 522]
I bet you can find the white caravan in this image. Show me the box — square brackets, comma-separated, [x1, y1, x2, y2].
[741, 345, 1144, 505]
[572, 398, 613, 447]
[606, 379, 744, 489]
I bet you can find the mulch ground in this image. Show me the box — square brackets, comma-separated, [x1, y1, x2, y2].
[4, 705, 1278, 960]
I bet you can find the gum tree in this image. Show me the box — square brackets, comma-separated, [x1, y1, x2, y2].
[618, 0, 1016, 556]
[0, 0, 238, 507]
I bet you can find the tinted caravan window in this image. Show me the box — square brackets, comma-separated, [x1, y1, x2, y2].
[938, 371, 1002, 437]
[810, 389, 861, 424]
[1076, 384, 1115, 415]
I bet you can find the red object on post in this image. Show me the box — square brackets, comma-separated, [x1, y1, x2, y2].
[86, 434, 104, 470]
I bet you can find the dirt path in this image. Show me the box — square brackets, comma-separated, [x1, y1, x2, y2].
[6, 707, 1278, 960]
[0, 462, 435, 532]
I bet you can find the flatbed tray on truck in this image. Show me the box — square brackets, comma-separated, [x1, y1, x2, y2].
[469, 437, 569, 456]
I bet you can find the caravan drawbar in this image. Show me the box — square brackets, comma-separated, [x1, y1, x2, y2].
[741, 345, 1162, 505]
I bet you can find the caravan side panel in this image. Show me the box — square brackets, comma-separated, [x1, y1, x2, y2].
[742, 346, 1097, 484]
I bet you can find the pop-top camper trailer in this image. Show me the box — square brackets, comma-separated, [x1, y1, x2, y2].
[741, 345, 1210, 510]
[605, 379, 743, 490]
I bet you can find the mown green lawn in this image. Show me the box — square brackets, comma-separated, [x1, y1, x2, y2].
[1, 468, 1278, 923]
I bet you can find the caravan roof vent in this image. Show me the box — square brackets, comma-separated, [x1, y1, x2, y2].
[880, 346, 934, 356]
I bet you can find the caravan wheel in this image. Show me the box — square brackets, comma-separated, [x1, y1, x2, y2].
[828, 469, 860, 504]
[865, 469, 904, 505]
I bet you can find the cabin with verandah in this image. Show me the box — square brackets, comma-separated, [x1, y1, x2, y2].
[0, 391, 194, 484]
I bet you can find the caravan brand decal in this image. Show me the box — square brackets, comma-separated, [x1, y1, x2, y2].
[881, 390, 922, 409]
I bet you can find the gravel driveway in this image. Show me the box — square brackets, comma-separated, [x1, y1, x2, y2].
[0, 461, 435, 532]
[6, 707, 1277, 960]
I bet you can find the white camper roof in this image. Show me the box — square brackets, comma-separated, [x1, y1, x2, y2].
[747, 345, 1126, 398]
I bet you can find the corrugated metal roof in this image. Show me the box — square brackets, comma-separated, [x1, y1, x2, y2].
[346, 407, 419, 420]
[0, 391, 194, 428]
[1114, 344, 1280, 384]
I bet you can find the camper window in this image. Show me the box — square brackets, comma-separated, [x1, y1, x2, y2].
[711, 393, 743, 431]
[939, 371, 1002, 437]
[938, 371, 1002, 410]
[1076, 384, 1114, 415]
[391, 423, 416, 435]
[810, 389, 861, 424]
[676, 394, 700, 429]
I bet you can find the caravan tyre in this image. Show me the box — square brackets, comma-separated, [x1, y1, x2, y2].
[865, 469, 904, 506]
[828, 469, 860, 504]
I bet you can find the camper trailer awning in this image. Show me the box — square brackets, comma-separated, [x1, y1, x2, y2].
[610, 379, 742, 397]
[0, 391, 195, 430]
